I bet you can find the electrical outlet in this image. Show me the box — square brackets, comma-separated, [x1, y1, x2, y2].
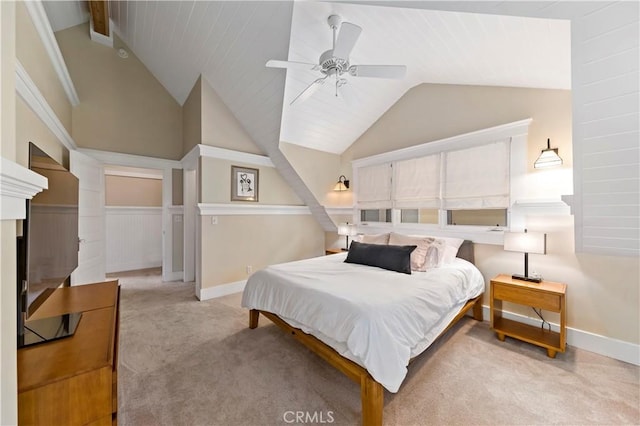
[246, 265, 252, 274]
[211, 216, 218, 225]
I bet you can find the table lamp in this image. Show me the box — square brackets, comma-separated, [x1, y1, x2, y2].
[503, 229, 546, 283]
[337, 222, 356, 251]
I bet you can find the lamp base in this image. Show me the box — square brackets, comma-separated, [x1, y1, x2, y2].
[512, 274, 542, 283]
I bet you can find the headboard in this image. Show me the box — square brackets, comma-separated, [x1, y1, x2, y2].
[456, 240, 474, 264]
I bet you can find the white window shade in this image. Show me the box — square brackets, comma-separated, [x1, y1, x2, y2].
[444, 140, 510, 209]
[393, 155, 440, 208]
[357, 163, 392, 209]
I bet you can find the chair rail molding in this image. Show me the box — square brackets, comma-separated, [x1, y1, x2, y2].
[0, 158, 48, 220]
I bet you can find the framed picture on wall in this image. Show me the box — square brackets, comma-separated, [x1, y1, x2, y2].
[231, 166, 259, 202]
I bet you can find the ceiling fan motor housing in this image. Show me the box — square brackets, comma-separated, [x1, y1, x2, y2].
[319, 49, 350, 76]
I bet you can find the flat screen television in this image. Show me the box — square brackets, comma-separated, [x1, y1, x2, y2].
[17, 143, 81, 348]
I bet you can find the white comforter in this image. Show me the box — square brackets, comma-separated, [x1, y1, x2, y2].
[241, 252, 484, 393]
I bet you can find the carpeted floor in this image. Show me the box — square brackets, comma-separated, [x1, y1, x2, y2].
[111, 269, 640, 426]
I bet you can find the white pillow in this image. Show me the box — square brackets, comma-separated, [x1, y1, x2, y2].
[409, 235, 464, 265]
[388, 233, 444, 271]
[359, 233, 390, 245]
[438, 237, 465, 264]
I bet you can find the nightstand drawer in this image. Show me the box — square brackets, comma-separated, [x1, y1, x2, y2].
[493, 284, 561, 311]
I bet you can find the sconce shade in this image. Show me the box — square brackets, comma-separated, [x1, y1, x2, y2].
[534, 138, 563, 169]
[333, 175, 350, 191]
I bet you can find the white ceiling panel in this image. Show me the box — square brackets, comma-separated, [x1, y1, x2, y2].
[44, 1, 570, 155]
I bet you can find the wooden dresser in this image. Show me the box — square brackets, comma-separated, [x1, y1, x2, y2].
[17, 280, 120, 426]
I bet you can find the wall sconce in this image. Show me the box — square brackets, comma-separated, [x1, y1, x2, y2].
[534, 138, 563, 169]
[333, 175, 350, 191]
[503, 229, 547, 283]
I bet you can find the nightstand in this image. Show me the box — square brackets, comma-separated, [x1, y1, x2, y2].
[490, 274, 566, 358]
[325, 248, 346, 255]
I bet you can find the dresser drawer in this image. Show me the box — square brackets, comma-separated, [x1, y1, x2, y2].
[493, 283, 561, 311]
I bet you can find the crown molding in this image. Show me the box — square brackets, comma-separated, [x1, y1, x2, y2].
[16, 61, 77, 151]
[181, 144, 274, 170]
[23, 0, 80, 106]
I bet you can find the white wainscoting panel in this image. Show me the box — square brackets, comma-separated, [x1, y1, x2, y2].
[106, 206, 162, 273]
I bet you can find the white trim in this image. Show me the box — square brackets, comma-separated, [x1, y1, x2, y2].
[15, 61, 77, 151]
[181, 144, 274, 169]
[89, 18, 114, 48]
[479, 305, 639, 366]
[358, 222, 506, 245]
[512, 199, 571, 216]
[164, 271, 183, 282]
[23, 0, 80, 106]
[352, 119, 533, 168]
[105, 206, 162, 215]
[325, 206, 354, 216]
[77, 148, 182, 169]
[198, 203, 310, 216]
[168, 205, 184, 214]
[104, 169, 163, 180]
[0, 158, 48, 220]
[198, 280, 247, 301]
[108, 259, 162, 274]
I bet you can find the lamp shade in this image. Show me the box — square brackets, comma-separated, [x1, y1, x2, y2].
[337, 223, 356, 236]
[333, 175, 350, 191]
[503, 231, 546, 254]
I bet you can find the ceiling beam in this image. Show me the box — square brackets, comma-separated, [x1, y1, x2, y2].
[88, 1, 109, 37]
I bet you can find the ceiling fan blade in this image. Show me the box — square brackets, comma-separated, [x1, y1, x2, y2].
[333, 22, 362, 59]
[266, 60, 320, 71]
[349, 65, 407, 79]
[290, 76, 327, 105]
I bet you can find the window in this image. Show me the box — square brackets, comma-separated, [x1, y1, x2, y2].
[353, 119, 531, 238]
[361, 209, 392, 223]
[448, 209, 507, 226]
[400, 208, 439, 224]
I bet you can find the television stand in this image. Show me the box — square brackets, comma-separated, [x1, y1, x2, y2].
[17, 281, 120, 425]
[19, 312, 82, 348]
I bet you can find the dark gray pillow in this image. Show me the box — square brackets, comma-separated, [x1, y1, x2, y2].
[345, 241, 417, 274]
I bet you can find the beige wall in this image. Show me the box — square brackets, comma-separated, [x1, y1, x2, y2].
[55, 24, 183, 160]
[200, 157, 302, 205]
[15, 2, 71, 135]
[105, 175, 162, 207]
[342, 84, 573, 172]
[0, 2, 17, 423]
[172, 168, 183, 205]
[200, 215, 324, 288]
[280, 142, 353, 207]
[339, 83, 638, 345]
[182, 76, 202, 156]
[16, 97, 68, 168]
[201, 77, 263, 155]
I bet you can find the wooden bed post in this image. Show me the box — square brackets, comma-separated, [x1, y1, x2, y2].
[249, 309, 259, 329]
[472, 296, 484, 321]
[361, 375, 383, 426]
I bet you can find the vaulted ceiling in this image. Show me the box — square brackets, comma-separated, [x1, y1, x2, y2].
[44, 1, 570, 155]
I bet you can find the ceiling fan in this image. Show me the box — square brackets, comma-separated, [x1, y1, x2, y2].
[266, 14, 407, 105]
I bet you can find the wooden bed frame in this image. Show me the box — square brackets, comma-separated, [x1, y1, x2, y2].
[247, 240, 483, 426]
[249, 296, 483, 426]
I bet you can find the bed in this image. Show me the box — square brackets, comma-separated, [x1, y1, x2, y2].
[241, 239, 484, 425]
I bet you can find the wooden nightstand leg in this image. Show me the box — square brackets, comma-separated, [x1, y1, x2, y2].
[496, 332, 505, 342]
[546, 348, 557, 358]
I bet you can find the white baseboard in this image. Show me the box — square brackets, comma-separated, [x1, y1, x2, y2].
[198, 280, 247, 301]
[479, 305, 640, 366]
[107, 260, 161, 274]
[163, 271, 183, 282]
